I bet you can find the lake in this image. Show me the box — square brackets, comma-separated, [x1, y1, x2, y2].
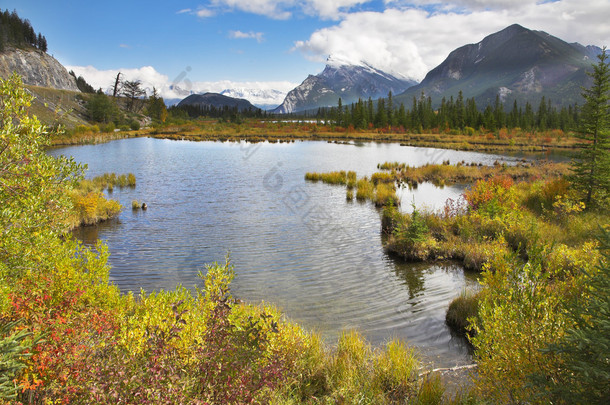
[50, 137, 526, 368]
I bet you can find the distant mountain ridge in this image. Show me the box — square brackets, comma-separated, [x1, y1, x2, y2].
[220, 88, 285, 110]
[273, 58, 417, 114]
[395, 24, 602, 108]
[177, 92, 260, 112]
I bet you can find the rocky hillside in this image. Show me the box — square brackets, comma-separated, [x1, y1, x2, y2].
[0, 47, 79, 91]
[395, 24, 602, 108]
[274, 58, 417, 114]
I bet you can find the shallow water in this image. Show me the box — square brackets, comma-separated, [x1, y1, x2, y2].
[52, 138, 525, 367]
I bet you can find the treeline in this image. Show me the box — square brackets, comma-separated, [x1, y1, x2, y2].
[0, 9, 47, 53]
[318, 91, 580, 133]
[169, 103, 267, 122]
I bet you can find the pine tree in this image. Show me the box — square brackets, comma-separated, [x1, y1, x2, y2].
[569, 47, 610, 206]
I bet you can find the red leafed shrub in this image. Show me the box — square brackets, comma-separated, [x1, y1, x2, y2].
[464, 175, 515, 216]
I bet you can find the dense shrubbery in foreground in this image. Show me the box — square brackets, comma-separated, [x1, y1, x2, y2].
[1, 76, 479, 404]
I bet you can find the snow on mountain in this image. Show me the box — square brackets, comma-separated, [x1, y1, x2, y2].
[273, 58, 418, 114]
[219, 88, 286, 110]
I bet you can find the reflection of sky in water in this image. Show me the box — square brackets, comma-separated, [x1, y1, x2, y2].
[397, 182, 467, 214]
[55, 138, 517, 367]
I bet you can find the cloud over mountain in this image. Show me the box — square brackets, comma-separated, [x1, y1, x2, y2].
[294, 0, 610, 81]
[66, 65, 297, 107]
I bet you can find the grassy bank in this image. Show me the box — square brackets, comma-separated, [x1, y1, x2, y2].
[136, 119, 582, 153]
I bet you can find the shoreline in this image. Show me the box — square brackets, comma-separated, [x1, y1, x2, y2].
[49, 122, 582, 155]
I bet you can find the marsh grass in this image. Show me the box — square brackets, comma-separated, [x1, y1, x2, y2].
[67, 191, 122, 228]
[356, 178, 375, 201]
[378, 161, 571, 188]
[446, 290, 481, 335]
[374, 183, 399, 207]
[305, 170, 356, 186]
[66, 172, 136, 228]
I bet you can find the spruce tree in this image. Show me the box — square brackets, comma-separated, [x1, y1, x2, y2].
[570, 47, 610, 206]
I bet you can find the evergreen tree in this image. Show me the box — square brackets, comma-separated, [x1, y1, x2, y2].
[569, 48, 610, 206]
[146, 87, 168, 123]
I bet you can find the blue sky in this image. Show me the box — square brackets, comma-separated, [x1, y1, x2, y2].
[5, 1, 609, 103]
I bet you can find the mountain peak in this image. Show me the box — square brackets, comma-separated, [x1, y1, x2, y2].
[395, 24, 597, 108]
[274, 62, 417, 114]
[326, 55, 362, 68]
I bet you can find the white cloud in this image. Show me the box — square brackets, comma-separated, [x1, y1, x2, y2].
[385, 0, 537, 11]
[229, 30, 265, 43]
[295, 0, 610, 81]
[196, 8, 215, 18]
[66, 65, 297, 105]
[194, 0, 372, 20]
[177, 7, 215, 18]
[210, 0, 294, 19]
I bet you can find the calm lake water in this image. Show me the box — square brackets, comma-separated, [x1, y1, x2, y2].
[50, 137, 527, 367]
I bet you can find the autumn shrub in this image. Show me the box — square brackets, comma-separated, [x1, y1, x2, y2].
[69, 190, 122, 227]
[464, 175, 515, 216]
[469, 239, 602, 404]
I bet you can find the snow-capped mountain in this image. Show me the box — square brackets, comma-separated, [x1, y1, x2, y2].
[220, 88, 286, 110]
[273, 57, 418, 114]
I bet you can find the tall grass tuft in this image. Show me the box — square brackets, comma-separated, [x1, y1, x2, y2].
[446, 290, 481, 335]
[373, 339, 419, 402]
[417, 374, 445, 405]
[374, 183, 399, 207]
[356, 178, 374, 201]
[127, 173, 136, 187]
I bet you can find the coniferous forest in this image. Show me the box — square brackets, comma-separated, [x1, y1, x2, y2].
[0, 9, 47, 53]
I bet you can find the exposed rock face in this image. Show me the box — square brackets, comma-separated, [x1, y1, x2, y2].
[0, 47, 79, 91]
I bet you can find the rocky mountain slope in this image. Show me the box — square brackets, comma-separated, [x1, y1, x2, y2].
[177, 92, 260, 112]
[0, 47, 79, 91]
[395, 24, 601, 108]
[274, 58, 417, 114]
